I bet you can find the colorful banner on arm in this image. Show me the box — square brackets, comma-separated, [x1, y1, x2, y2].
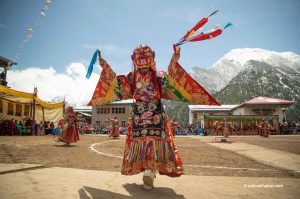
[175, 10, 232, 46]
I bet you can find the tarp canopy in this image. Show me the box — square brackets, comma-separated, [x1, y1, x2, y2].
[35, 105, 63, 126]
[0, 85, 64, 109]
[0, 85, 64, 126]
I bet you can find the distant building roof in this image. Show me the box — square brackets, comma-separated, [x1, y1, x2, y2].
[76, 111, 91, 117]
[243, 96, 294, 105]
[88, 99, 134, 107]
[76, 106, 92, 110]
[74, 106, 92, 114]
[188, 105, 238, 112]
[188, 97, 294, 112]
[110, 99, 134, 104]
[230, 96, 295, 110]
[0, 56, 17, 68]
[78, 100, 134, 109]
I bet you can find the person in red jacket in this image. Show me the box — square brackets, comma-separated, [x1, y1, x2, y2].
[108, 114, 120, 138]
[55, 106, 79, 145]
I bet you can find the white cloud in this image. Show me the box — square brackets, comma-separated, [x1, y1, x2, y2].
[66, 62, 87, 77]
[7, 63, 100, 108]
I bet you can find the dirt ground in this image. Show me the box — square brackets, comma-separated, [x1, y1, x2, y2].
[0, 135, 298, 179]
[229, 135, 300, 155]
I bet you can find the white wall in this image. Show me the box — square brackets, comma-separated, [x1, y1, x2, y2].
[233, 106, 284, 122]
[92, 104, 133, 127]
[274, 107, 284, 122]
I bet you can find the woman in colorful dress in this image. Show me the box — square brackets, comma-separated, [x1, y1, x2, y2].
[55, 106, 79, 145]
[108, 114, 120, 138]
[37, 121, 45, 136]
[260, 120, 270, 138]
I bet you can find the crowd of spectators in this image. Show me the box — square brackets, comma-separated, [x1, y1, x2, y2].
[0, 117, 95, 136]
[0, 118, 58, 136]
[1, 117, 299, 136]
[173, 124, 207, 136]
[279, 120, 300, 134]
[77, 123, 94, 134]
[92, 124, 127, 135]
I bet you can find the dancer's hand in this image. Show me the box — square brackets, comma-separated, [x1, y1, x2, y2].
[169, 45, 181, 67]
[173, 45, 180, 54]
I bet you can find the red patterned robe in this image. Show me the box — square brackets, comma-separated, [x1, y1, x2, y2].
[58, 110, 79, 144]
[109, 118, 120, 138]
[88, 46, 219, 177]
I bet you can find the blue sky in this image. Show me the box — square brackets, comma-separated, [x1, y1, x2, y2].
[1, 0, 300, 75]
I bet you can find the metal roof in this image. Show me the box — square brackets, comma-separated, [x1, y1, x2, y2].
[0, 56, 17, 68]
[75, 111, 91, 117]
[188, 97, 295, 112]
[110, 99, 134, 104]
[243, 96, 294, 104]
[231, 96, 295, 110]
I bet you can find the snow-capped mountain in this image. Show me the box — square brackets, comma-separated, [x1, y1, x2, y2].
[214, 59, 300, 120]
[189, 67, 225, 92]
[215, 60, 300, 103]
[190, 48, 300, 92]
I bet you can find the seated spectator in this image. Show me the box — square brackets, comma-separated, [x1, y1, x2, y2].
[50, 122, 55, 135]
[34, 122, 38, 136]
[23, 118, 33, 135]
[37, 121, 45, 136]
[197, 126, 203, 135]
[0, 120, 18, 136]
[44, 121, 51, 135]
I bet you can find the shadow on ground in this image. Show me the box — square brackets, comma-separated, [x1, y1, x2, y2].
[79, 183, 185, 199]
[53, 144, 78, 147]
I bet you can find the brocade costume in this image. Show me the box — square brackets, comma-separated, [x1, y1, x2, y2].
[57, 107, 79, 144]
[87, 45, 219, 177]
[109, 117, 120, 138]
